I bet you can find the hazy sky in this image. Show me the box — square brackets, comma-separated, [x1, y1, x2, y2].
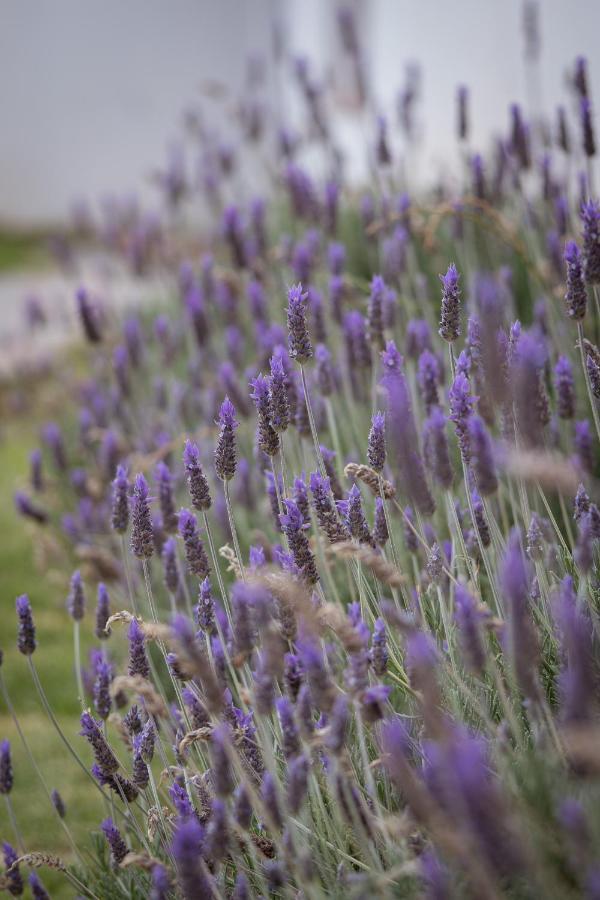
[1, 0, 598, 225]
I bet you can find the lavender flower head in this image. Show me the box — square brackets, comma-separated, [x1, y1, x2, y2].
[130, 473, 154, 559]
[564, 241, 587, 320]
[367, 275, 386, 350]
[581, 199, 600, 284]
[279, 499, 319, 584]
[110, 465, 129, 534]
[155, 461, 178, 533]
[214, 397, 239, 481]
[67, 570, 85, 621]
[422, 406, 453, 490]
[269, 352, 290, 431]
[346, 483, 375, 546]
[0, 740, 12, 794]
[439, 263, 461, 342]
[287, 283, 313, 363]
[16, 594, 36, 655]
[469, 416, 498, 495]
[553, 355, 575, 419]
[381, 339, 403, 377]
[80, 710, 119, 773]
[101, 817, 128, 865]
[128, 616, 150, 680]
[367, 411, 386, 472]
[384, 372, 435, 516]
[250, 374, 279, 456]
[449, 372, 475, 465]
[29, 872, 50, 900]
[178, 508, 210, 579]
[76, 286, 102, 343]
[3, 843, 23, 896]
[183, 439, 212, 510]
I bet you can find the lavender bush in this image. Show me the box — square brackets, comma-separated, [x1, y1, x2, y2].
[4, 7, 600, 899]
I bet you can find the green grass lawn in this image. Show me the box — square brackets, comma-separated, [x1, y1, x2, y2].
[0, 413, 103, 897]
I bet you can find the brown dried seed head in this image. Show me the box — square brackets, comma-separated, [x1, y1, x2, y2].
[328, 541, 405, 588]
[344, 463, 396, 498]
[110, 675, 169, 718]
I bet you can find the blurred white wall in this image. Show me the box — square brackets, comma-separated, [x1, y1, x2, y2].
[0, 0, 599, 226]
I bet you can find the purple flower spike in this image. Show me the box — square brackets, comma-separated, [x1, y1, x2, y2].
[384, 372, 435, 516]
[250, 374, 279, 457]
[3, 843, 23, 896]
[381, 339, 403, 376]
[80, 710, 119, 774]
[287, 753, 310, 814]
[128, 617, 150, 680]
[134, 718, 155, 763]
[287, 283, 313, 363]
[439, 263, 461, 342]
[279, 499, 319, 584]
[210, 724, 234, 797]
[449, 372, 475, 465]
[370, 618, 388, 676]
[162, 536, 179, 594]
[417, 350, 441, 413]
[110, 465, 129, 534]
[469, 416, 498, 496]
[30, 448, 43, 492]
[554, 576, 596, 725]
[373, 497, 389, 547]
[101, 817, 128, 865]
[93, 659, 112, 720]
[183, 440, 212, 511]
[564, 241, 587, 320]
[309, 471, 351, 544]
[150, 865, 170, 900]
[269, 353, 290, 431]
[29, 872, 50, 899]
[554, 355, 575, 419]
[581, 199, 600, 284]
[130, 474, 154, 560]
[0, 740, 13, 795]
[367, 275, 386, 350]
[16, 594, 36, 655]
[171, 817, 210, 898]
[76, 286, 102, 343]
[457, 84, 469, 140]
[178, 508, 210, 579]
[215, 397, 239, 481]
[367, 412, 386, 472]
[500, 530, 539, 699]
[454, 584, 487, 674]
[51, 788, 66, 818]
[346, 484, 374, 546]
[14, 491, 48, 524]
[422, 406, 453, 490]
[67, 570, 85, 621]
[581, 97, 596, 158]
[155, 461, 178, 533]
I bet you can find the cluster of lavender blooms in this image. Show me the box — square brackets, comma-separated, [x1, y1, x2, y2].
[6, 9, 600, 900]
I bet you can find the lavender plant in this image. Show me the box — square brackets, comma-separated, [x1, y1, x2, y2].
[5, 10, 600, 900]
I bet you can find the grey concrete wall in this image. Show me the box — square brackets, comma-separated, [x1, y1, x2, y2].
[0, 0, 599, 225]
